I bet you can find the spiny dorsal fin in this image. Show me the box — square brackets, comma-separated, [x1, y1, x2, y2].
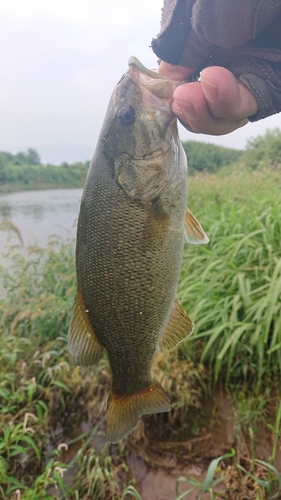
[106, 381, 170, 443]
[184, 207, 209, 244]
[68, 287, 105, 366]
[157, 298, 194, 353]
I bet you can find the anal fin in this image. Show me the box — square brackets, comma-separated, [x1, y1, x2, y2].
[106, 381, 170, 443]
[68, 287, 105, 366]
[157, 298, 194, 353]
[185, 207, 209, 244]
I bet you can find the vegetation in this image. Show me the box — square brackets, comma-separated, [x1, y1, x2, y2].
[180, 166, 281, 384]
[242, 128, 281, 169]
[0, 129, 281, 499]
[182, 140, 242, 174]
[183, 127, 281, 174]
[0, 149, 89, 193]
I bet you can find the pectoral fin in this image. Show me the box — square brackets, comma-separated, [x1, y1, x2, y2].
[184, 208, 209, 244]
[157, 299, 194, 353]
[68, 287, 105, 366]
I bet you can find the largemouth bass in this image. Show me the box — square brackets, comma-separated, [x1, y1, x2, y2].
[68, 56, 208, 443]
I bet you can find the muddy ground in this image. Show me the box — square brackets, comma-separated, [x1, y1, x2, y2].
[49, 389, 281, 499]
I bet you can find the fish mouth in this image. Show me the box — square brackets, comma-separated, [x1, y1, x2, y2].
[128, 56, 184, 97]
[128, 56, 165, 81]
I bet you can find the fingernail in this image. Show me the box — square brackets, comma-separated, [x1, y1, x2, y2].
[200, 77, 218, 103]
[173, 101, 197, 120]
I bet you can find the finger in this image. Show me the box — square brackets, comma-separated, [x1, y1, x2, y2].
[172, 81, 248, 135]
[158, 61, 196, 81]
[200, 66, 258, 119]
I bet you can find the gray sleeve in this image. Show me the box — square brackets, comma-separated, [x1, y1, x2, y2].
[151, 0, 281, 121]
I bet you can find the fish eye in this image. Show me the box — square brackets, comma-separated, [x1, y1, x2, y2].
[117, 105, 136, 126]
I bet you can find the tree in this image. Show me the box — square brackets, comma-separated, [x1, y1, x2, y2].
[26, 148, 41, 165]
[182, 140, 242, 174]
[243, 128, 281, 168]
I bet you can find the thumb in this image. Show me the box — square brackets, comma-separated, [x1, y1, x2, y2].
[200, 66, 258, 119]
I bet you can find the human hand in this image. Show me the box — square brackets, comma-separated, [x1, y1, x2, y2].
[159, 62, 258, 135]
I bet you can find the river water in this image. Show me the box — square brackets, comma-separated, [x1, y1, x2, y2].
[0, 188, 83, 248]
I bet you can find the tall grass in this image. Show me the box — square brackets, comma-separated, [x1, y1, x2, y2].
[0, 240, 142, 498]
[179, 167, 281, 383]
[1, 237, 76, 341]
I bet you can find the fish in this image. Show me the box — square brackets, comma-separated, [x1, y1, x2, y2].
[68, 56, 209, 443]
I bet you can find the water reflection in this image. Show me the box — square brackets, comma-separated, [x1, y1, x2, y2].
[0, 188, 83, 247]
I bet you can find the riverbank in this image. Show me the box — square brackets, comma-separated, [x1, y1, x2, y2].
[0, 181, 85, 194]
[1, 167, 281, 499]
[0, 149, 89, 194]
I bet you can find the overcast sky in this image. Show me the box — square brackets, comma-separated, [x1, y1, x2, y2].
[1, 0, 280, 165]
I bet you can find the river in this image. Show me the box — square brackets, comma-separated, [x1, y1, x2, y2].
[0, 188, 83, 248]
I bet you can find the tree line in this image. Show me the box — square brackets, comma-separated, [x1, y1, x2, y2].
[182, 127, 281, 174]
[0, 149, 89, 192]
[1, 128, 280, 192]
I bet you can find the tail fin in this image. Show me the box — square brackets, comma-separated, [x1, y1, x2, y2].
[106, 381, 170, 443]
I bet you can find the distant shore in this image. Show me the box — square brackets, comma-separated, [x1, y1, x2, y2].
[0, 181, 85, 194]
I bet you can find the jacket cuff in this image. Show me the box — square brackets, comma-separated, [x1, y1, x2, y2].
[238, 67, 281, 121]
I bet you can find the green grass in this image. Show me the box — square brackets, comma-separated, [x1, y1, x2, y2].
[1, 237, 76, 341]
[0, 166, 281, 498]
[178, 166, 281, 384]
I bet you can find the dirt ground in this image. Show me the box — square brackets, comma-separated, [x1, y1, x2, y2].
[56, 389, 281, 499]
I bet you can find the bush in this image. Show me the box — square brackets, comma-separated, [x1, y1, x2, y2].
[182, 140, 242, 174]
[242, 128, 281, 169]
